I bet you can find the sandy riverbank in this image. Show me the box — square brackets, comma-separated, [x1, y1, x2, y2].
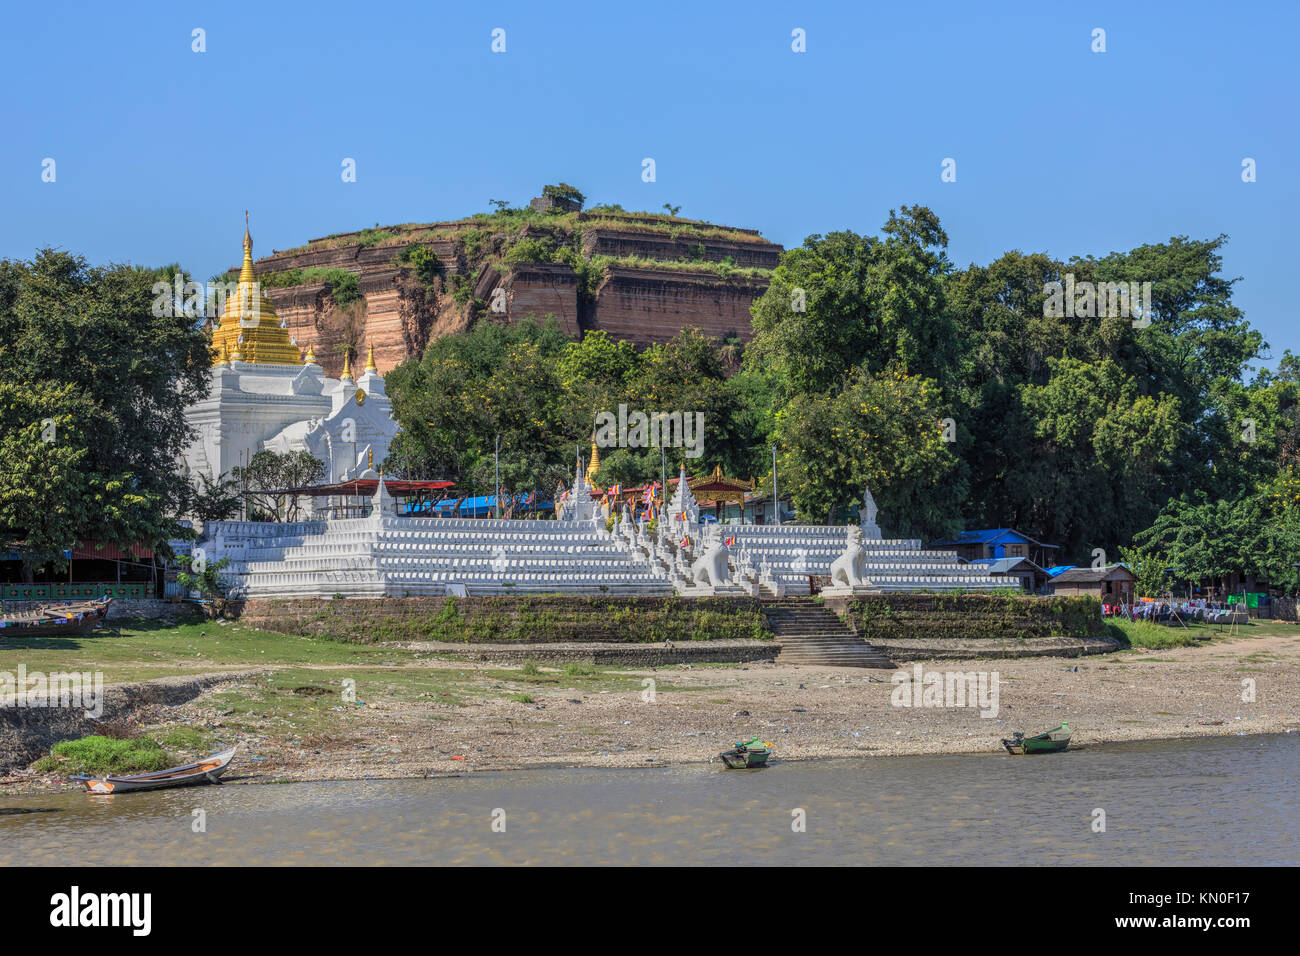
[3, 631, 1298, 793]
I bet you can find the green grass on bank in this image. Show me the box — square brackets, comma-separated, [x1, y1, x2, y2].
[31, 735, 173, 776]
[0, 617, 419, 685]
[1105, 616, 1300, 650]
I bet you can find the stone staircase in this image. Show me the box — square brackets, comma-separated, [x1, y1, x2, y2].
[762, 598, 894, 668]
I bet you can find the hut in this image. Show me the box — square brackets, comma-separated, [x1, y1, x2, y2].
[965, 556, 1050, 593]
[1047, 565, 1137, 604]
[926, 528, 1060, 568]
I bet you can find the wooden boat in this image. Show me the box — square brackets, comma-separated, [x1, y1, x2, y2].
[0, 598, 111, 637]
[718, 737, 772, 769]
[77, 748, 237, 794]
[1001, 722, 1070, 755]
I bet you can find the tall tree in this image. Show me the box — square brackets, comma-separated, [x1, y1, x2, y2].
[0, 250, 210, 568]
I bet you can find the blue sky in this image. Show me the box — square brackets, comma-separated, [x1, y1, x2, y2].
[4, 1, 1296, 370]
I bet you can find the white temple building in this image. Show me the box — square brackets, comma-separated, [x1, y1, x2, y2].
[182, 218, 400, 501]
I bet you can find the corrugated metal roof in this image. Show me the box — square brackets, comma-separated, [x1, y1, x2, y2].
[1051, 565, 1136, 584]
[928, 528, 1058, 549]
[967, 557, 1047, 575]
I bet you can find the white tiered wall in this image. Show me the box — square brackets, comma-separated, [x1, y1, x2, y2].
[201, 464, 1006, 600]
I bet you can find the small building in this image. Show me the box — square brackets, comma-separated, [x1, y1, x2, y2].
[965, 556, 1049, 593]
[926, 528, 1059, 568]
[1047, 565, 1136, 604]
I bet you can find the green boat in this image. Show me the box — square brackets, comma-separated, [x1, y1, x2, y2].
[1001, 721, 1070, 755]
[718, 737, 772, 769]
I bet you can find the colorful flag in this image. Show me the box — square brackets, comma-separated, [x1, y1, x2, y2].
[680, 535, 690, 549]
[724, 535, 736, 547]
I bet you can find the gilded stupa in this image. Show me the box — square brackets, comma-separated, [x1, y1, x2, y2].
[181, 214, 401, 507]
[209, 213, 303, 366]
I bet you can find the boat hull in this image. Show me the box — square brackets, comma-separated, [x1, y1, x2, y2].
[1002, 723, 1071, 755]
[718, 747, 771, 769]
[0, 599, 111, 638]
[80, 748, 237, 794]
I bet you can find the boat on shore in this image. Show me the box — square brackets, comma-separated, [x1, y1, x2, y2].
[0, 597, 112, 637]
[77, 748, 237, 794]
[718, 737, 772, 769]
[1001, 722, 1071, 755]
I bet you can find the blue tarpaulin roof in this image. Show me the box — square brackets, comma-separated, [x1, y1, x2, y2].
[404, 495, 553, 517]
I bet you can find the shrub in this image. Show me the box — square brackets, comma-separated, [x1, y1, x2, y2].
[33, 735, 172, 776]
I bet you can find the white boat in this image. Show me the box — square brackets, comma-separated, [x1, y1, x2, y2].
[78, 747, 237, 794]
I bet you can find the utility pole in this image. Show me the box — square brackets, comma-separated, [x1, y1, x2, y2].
[771, 444, 779, 526]
[494, 434, 500, 519]
[660, 445, 667, 512]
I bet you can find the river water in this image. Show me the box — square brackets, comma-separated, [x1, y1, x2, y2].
[2, 734, 1296, 865]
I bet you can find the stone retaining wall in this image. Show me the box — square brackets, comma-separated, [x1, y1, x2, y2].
[233, 595, 773, 645]
[417, 639, 777, 667]
[835, 593, 1106, 643]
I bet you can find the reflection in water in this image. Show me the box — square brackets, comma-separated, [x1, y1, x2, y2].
[2, 734, 1296, 865]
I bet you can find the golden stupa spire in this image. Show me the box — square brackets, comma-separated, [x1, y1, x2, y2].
[586, 436, 601, 482]
[364, 343, 377, 372]
[304, 342, 316, 364]
[238, 210, 256, 285]
[209, 212, 302, 366]
[341, 348, 354, 382]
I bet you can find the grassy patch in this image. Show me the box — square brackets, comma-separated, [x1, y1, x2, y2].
[32, 735, 172, 775]
[1106, 619, 1208, 650]
[0, 618, 418, 684]
[152, 725, 218, 753]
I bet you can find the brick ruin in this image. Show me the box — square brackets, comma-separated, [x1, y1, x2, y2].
[235, 207, 783, 377]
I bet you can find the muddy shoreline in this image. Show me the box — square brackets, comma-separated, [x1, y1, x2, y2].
[3, 633, 1298, 795]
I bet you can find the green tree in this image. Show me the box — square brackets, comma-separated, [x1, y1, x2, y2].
[746, 206, 957, 402]
[189, 471, 241, 523]
[775, 367, 959, 532]
[232, 450, 326, 522]
[0, 250, 210, 569]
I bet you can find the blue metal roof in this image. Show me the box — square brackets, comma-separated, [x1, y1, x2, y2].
[930, 528, 1027, 546]
[929, 527, 1058, 549]
[1045, 565, 1074, 577]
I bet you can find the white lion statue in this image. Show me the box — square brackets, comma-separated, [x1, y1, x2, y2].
[829, 525, 873, 589]
[691, 533, 731, 588]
